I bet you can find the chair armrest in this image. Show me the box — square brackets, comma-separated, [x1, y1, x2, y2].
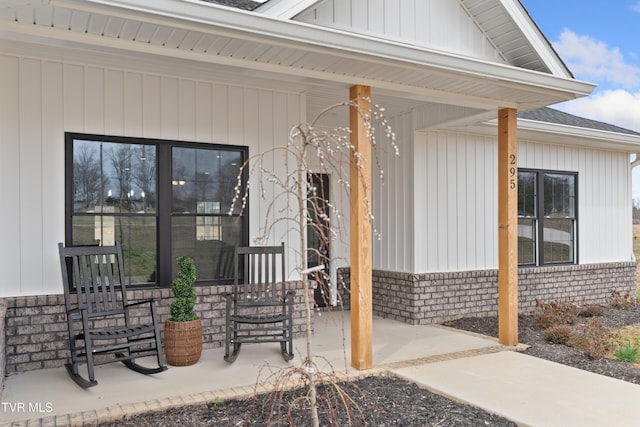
[66, 307, 84, 320]
[125, 298, 156, 308]
[284, 290, 296, 301]
[66, 307, 82, 315]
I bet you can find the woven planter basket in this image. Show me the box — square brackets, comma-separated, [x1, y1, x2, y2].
[164, 319, 203, 366]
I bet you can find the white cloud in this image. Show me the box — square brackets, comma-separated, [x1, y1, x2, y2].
[560, 89, 640, 133]
[558, 89, 640, 198]
[550, 27, 640, 196]
[553, 30, 640, 89]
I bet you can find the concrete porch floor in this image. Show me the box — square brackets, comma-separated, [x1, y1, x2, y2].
[2, 311, 640, 426]
[1, 312, 501, 425]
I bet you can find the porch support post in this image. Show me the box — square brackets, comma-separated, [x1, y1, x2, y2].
[498, 107, 519, 346]
[349, 84, 373, 370]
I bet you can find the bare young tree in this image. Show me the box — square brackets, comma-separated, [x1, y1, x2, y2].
[73, 145, 102, 209]
[230, 98, 397, 426]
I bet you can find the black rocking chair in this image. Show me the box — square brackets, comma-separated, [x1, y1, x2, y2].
[224, 243, 295, 363]
[58, 242, 167, 388]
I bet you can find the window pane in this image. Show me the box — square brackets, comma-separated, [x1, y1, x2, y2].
[73, 140, 156, 214]
[172, 148, 242, 215]
[518, 218, 536, 264]
[171, 216, 243, 281]
[543, 173, 575, 218]
[543, 218, 574, 263]
[68, 134, 246, 286]
[171, 146, 244, 282]
[72, 215, 157, 284]
[518, 171, 536, 217]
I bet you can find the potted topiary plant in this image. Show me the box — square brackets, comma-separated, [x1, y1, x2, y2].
[164, 255, 202, 366]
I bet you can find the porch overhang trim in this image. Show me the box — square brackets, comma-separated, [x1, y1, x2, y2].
[452, 119, 640, 152]
[48, 0, 595, 106]
[518, 119, 640, 149]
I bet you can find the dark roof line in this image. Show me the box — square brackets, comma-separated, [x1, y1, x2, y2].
[519, 107, 640, 136]
[199, 0, 264, 11]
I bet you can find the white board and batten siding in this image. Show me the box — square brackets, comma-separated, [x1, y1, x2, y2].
[296, 0, 506, 64]
[518, 140, 632, 265]
[408, 130, 633, 274]
[0, 50, 303, 297]
[372, 111, 415, 273]
[412, 130, 498, 273]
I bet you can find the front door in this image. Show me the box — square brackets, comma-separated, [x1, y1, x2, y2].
[307, 173, 331, 308]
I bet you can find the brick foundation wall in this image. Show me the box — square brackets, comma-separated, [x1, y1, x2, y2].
[3, 283, 310, 375]
[340, 262, 637, 325]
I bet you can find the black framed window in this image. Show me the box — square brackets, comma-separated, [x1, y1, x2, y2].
[518, 169, 577, 266]
[65, 133, 248, 286]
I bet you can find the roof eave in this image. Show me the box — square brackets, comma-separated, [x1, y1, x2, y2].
[254, 0, 320, 18]
[49, 0, 595, 106]
[456, 119, 640, 152]
[502, 0, 573, 78]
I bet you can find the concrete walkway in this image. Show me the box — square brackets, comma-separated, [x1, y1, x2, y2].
[393, 351, 640, 427]
[1, 312, 639, 426]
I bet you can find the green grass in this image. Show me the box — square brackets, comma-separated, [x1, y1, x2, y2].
[614, 341, 640, 363]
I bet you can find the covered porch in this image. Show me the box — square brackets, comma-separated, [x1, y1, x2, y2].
[0, 0, 605, 380]
[1, 311, 505, 425]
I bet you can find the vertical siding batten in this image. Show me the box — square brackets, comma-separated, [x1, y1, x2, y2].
[402, 112, 415, 272]
[0, 55, 22, 296]
[413, 131, 428, 272]
[252, 88, 269, 246]
[105, 69, 125, 135]
[142, 74, 162, 138]
[464, 134, 476, 268]
[85, 66, 105, 134]
[124, 72, 144, 136]
[195, 81, 213, 143]
[42, 60, 65, 294]
[446, 133, 458, 269]
[178, 78, 196, 141]
[161, 76, 179, 140]
[425, 130, 439, 271]
[19, 58, 44, 295]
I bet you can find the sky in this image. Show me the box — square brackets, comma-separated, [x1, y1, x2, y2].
[519, 1, 640, 196]
[520, 1, 640, 131]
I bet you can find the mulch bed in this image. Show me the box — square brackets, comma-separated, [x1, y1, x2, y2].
[100, 375, 517, 426]
[100, 304, 640, 427]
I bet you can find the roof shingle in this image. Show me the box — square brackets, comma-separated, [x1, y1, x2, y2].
[519, 107, 640, 136]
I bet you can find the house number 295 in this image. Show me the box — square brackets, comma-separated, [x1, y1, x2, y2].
[509, 154, 517, 189]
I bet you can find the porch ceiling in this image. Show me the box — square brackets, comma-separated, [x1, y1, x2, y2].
[0, 0, 594, 118]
